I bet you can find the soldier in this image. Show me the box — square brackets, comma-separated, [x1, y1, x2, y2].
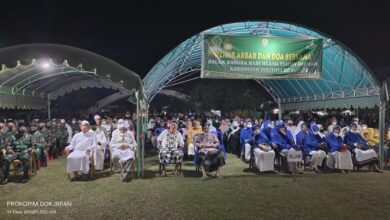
[58, 119, 69, 156]
[7, 120, 18, 138]
[50, 119, 59, 159]
[31, 122, 47, 167]
[42, 120, 52, 160]
[0, 120, 7, 168]
[1, 120, 30, 184]
[42, 120, 52, 163]
[14, 124, 34, 160]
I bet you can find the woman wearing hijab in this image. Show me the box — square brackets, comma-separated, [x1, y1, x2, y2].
[344, 123, 381, 172]
[254, 120, 275, 172]
[293, 121, 305, 144]
[296, 123, 327, 173]
[271, 121, 300, 173]
[157, 122, 184, 176]
[182, 120, 193, 159]
[240, 119, 255, 162]
[187, 121, 203, 160]
[325, 126, 353, 173]
[226, 121, 241, 155]
[219, 119, 229, 134]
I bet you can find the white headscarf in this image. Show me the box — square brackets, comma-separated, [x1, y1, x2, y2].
[228, 121, 240, 140]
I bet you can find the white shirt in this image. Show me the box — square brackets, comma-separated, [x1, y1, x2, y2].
[66, 130, 94, 152]
[65, 123, 73, 144]
[110, 130, 137, 152]
[157, 130, 184, 150]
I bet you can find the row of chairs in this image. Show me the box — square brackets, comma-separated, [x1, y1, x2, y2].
[157, 130, 227, 175]
[1, 149, 38, 181]
[248, 145, 383, 173]
[66, 147, 137, 180]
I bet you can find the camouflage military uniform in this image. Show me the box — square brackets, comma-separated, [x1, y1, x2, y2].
[50, 125, 59, 159]
[58, 125, 68, 156]
[1, 129, 30, 183]
[42, 127, 51, 163]
[71, 123, 80, 135]
[31, 130, 47, 166]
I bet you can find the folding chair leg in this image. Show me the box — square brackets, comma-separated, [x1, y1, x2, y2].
[131, 159, 136, 178]
[90, 164, 94, 179]
[109, 158, 113, 176]
[29, 158, 33, 179]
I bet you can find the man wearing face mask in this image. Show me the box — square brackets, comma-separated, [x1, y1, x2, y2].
[286, 120, 297, 139]
[147, 119, 156, 144]
[109, 123, 137, 181]
[94, 115, 109, 141]
[50, 120, 60, 159]
[71, 118, 80, 135]
[65, 121, 94, 181]
[327, 117, 338, 133]
[240, 119, 254, 161]
[91, 121, 108, 171]
[101, 118, 112, 138]
[1, 120, 30, 184]
[58, 119, 69, 157]
[32, 122, 48, 167]
[153, 120, 166, 151]
[42, 120, 52, 160]
[64, 119, 73, 149]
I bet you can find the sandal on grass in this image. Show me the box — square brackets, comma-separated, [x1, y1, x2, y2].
[201, 176, 209, 181]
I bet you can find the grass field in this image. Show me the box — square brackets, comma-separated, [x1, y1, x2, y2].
[1, 153, 390, 220]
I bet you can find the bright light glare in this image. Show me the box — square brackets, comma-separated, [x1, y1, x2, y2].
[41, 62, 50, 68]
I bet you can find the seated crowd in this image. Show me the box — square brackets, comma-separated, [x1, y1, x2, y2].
[0, 112, 138, 184]
[148, 113, 390, 177]
[1, 111, 389, 184]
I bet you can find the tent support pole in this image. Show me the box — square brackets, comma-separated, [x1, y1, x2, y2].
[48, 98, 51, 119]
[379, 101, 386, 169]
[278, 98, 282, 120]
[135, 91, 142, 177]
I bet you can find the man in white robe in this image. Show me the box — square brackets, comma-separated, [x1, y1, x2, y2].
[91, 122, 108, 171]
[65, 121, 94, 181]
[111, 119, 125, 140]
[109, 123, 137, 181]
[64, 119, 73, 146]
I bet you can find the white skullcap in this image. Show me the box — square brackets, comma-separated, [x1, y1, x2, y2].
[61, 119, 65, 123]
[94, 115, 101, 120]
[117, 119, 125, 124]
[118, 123, 128, 129]
[80, 120, 90, 126]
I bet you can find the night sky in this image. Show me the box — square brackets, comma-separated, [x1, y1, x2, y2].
[1, 0, 389, 78]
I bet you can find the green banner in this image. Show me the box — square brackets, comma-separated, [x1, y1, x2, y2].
[201, 34, 323, 79]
